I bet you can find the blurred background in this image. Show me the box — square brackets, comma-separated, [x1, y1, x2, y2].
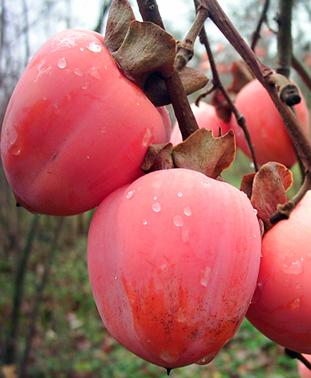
[0, 0, 310, 377]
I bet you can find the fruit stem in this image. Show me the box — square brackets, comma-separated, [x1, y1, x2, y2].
[193, 0, 258, 171]
[251, 0, 270, 51]
[136, 0, 199, 140]
[285, 348, 311, 371]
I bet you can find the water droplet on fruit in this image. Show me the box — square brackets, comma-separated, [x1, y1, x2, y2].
[177, 191, 183, 198]
[142, 128, 153, 147]
[153, 196, 158, 201]
[87, 41, 102, 53]
[253, 208, 258, 215]
[142, 219, 148, 226]
[200, 266, 211, 287]
[73, 68, 83, 76]
[160, 351, 178, 364]
[80, 47, 84, 52]
[181, 228, 190, 243]
[173, 215, 183, 227]
[196, 355, 211, 365]
[183, 206, 192, 217]
[251, 282, 264, 304]
[152, 202, 161, 213]
[114, 275, 118, 280]
[289, 297, 301, 310]
[89, 67, 101, 80]
[136, 102, 140, 106]
[86, 155, 90, 160]
[250, 162, 255, 169]
[282, 260, 303, 275]
[81, 82, 88, 90]
[126, 190, 135, 199]
[57, 57, 67, 69]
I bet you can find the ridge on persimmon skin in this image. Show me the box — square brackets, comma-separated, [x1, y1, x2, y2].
[231, 79, 310, 168]
[0, 29, 169, 215]
[247, 191, 311, 353]
[88, 168, 261, 369]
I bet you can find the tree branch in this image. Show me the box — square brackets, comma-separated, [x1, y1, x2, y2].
[136, 0, 199, 140]
[292, 54, 311, 90]
[251, 0, 270, 51]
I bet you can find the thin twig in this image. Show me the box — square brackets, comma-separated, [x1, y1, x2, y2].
[285, 348, 311, 371]
[251, 0, 270, 51]
[136, 0, 199, 140]
[199, 0, 311, 203]
[175, 7, 209, 70]
[292, 54, 311, 90]
[194, 0, 258, 171]
[2, 215, 40, 365]
[276, 0, 293, 78]
[19, 218, 64, 377]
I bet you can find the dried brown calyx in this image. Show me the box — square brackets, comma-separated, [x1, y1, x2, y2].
[104, 0, 208, 106]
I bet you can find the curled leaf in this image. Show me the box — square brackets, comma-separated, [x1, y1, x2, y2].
[105, 0, 135, 53]
[240, 173, 255, 199]
[113, 21, 176, 86]
[144, 67, 208, 106]
[228, 60, 254, 94]
[247, 162, 293, 230]
[172, 129, 236, 178]
[141, 143, 174, 173]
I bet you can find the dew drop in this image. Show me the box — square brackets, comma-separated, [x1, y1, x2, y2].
[89, 67, 101, 80]
[142, 219, 148, 226]
[196, 356, 211, 365]
[183, 206, 192, 217]
[177, 191, 183, 198]
[57, 57, 67, 69]
[87, 41, 102, 53]
[80, 47, 84, 52]
[126, 190, 135, 199]
[81, 82, 88, 90]
[152, 202, 161, 213]
[251, 282, 264, 304]
[73, 68, 83, 76]
[253, 208, 258, 216]
[200, 266, 211, 287]
[86, 155, 90, 160]
[173, 215, 183, 227]
[289, 297, 301, 310]
[114, 275, 118, 281]
[282, 260, 303, 275]
[250, 162, 255, 169]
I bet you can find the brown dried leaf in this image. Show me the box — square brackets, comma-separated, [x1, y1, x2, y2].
[144, 67, 208, 106]
[113, 21, 176, 86]
[104, 0, 135, 53]
[141, 143, 174, 173]
[228, 60, 254, 94]
[240, 173, 255, 199]
[251, 162, 293, 229]
[172, 129, 236, 178]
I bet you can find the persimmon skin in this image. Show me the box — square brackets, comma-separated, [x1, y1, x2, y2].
[88, 169, 261, 368]
[231, 79, 310, 167]
[170, 102, 231, 144]
[247, 191, 311, 353]
[0, 29, 168, 215]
